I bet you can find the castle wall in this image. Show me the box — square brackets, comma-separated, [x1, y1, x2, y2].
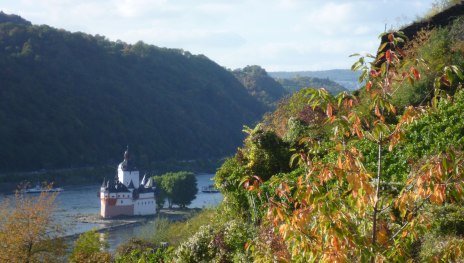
[100, 199, 134, 218]
[134, 195, 156, 215]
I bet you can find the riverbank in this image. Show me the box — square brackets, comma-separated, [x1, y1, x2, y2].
[64, 208, 200, 239]
[62, 208, 202, 251]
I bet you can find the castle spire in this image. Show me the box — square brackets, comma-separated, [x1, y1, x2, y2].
[124, 145, 130, 161]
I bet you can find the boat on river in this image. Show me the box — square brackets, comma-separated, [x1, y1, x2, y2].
[201, 185, 219, 193]
[24, 184, 63, 193]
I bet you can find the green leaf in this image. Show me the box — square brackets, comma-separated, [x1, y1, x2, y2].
[377, 42, 388, 52]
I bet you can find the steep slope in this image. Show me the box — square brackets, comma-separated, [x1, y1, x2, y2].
[232, 65, 288, 107]
[0, 14, 267, 172]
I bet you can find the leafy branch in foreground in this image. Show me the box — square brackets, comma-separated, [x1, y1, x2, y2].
[256, 31, 464, 262]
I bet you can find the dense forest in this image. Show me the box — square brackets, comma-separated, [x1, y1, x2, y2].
[0, 13, 269, 173]
[232, 65, 288, 107]
[0, 12, 360, 176]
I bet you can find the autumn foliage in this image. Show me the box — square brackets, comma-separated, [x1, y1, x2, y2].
[0, 186, 66, 263]
[243, 31, 464, 262]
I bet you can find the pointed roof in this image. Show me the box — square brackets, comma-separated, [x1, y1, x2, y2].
[101, 177, 106, 188]
[141, 174, 147, 186]
[119, 146, 137, 171]
[145, 177, 153, 188]
[128, 179, 135, 189]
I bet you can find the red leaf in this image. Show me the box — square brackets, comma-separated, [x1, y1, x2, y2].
[411, 67, 421, 80]
[388, 33, 394, 42]
[441, 76, 451, 86]
[252, 175, 263, 183]
[386, 50, 392, 63]
[326, 104, 333, 117]
[366, 81, 372, 91]
[370, 70, 380, 77]
[375, 105, 380, 117]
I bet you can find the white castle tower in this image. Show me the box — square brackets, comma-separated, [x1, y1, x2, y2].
[118, 148, 139, 187]
[99, 147, 156, 218]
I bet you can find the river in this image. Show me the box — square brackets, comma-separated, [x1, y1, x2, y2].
[2, 173, 222, 250]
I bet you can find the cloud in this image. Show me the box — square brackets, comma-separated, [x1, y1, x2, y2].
[113, 0, 169, 18]
[3, 0, 437, 71]
[196, 3, 234, 14]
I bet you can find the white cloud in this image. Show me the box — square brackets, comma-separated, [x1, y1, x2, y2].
[196, 3, 234, 14]
[2, 0, 437, 71]
[113, 0, 169, 18]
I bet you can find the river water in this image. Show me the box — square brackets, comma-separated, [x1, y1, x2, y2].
[2, 173, 222, 250]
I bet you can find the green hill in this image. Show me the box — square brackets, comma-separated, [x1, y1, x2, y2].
[232, 65, 288, 107]
[0, 13, 267, 173]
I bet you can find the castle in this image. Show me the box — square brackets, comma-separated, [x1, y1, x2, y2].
[99, 147, 156, 218]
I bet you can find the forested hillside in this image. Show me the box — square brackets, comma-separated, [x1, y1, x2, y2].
[232, 65, 348, 108]
[232, 65, 288, 107]
[0, 13, 267, 172]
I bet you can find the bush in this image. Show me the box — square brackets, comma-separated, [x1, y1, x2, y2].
[174, 225, 216, 262]
[174, 220, 254, 263]
[69, 230, 111, 263]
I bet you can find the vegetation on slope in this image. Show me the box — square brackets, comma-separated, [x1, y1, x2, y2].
[0, 13, 267, 173]
[2, 3, 464, 263]
[232, 65, 288, 107]
[155, 14, 464, 262]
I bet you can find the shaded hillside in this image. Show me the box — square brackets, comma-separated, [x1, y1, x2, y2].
[402, 2, 464, 40]
[0, 14, 267, 172]
[276, 76, 348, 95]
[269, 69, 360, 90]
[232, 65, 288, 107]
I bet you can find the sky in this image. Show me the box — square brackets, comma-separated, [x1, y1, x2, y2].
[2, 0, 436, 71]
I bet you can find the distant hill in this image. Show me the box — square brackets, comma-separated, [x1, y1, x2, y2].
[0, 11, 31, 26]
[269, 69, 361, 91]
[0, 13, 267, 173]
[276, 76, 348, 95]
[232, 65, 288, 107]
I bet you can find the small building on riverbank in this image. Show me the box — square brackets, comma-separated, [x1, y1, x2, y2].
[100, 147, 156, 218]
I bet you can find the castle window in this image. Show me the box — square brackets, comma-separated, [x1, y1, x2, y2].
[121, 200, 123, 204]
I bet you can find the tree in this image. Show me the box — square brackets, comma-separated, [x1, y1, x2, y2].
[153, 176, 167, 211]
[171, 172, 198, 208]
[0, 187, 66, 262]
[155, 171, 198, 209]
[69, 229, 112, 263]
